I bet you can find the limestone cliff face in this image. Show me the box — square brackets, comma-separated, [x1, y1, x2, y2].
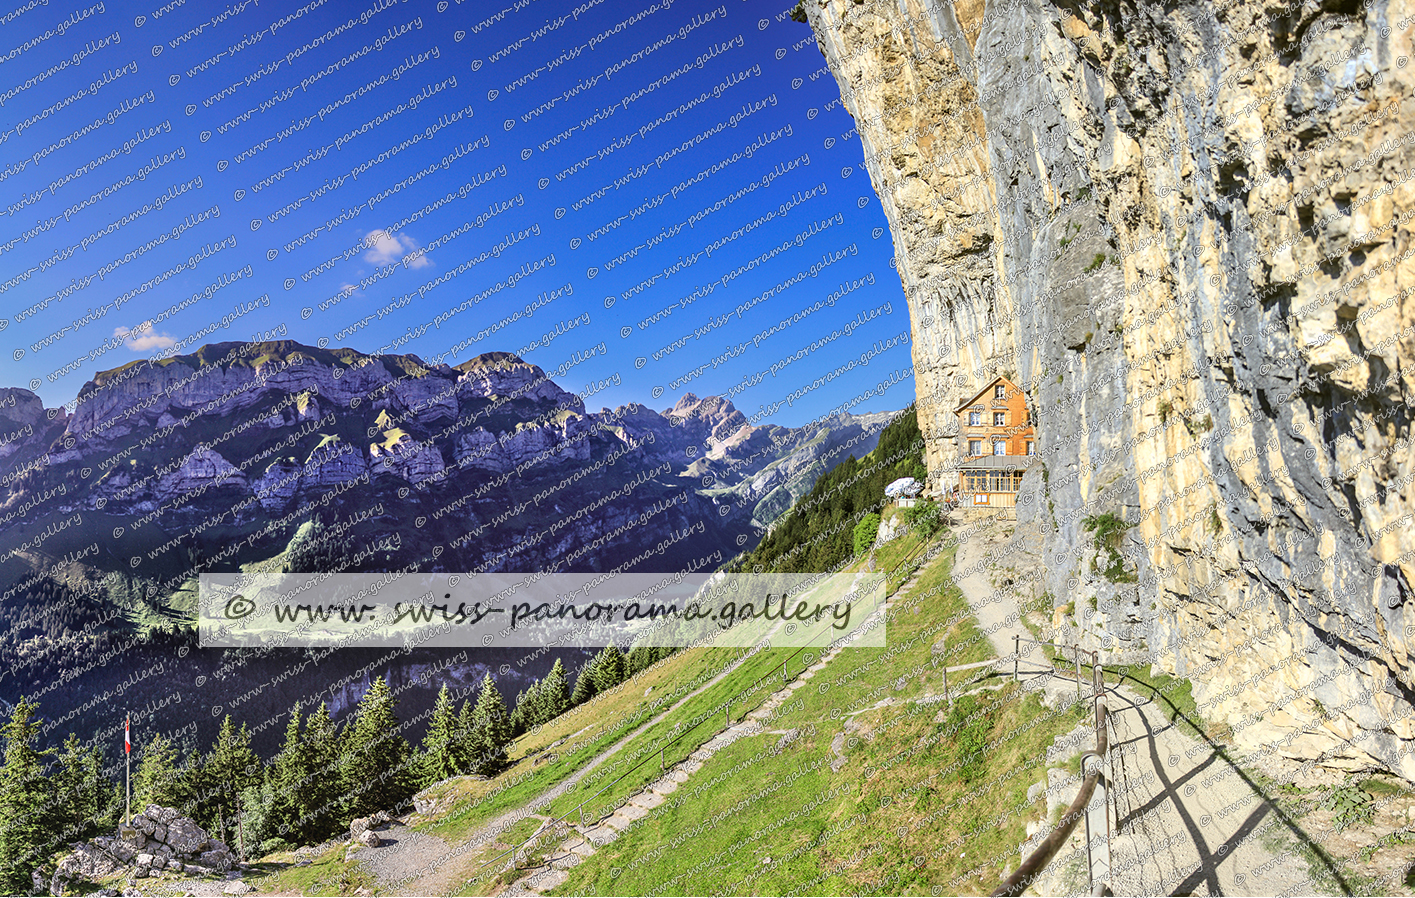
[804, 0, 1415, 782]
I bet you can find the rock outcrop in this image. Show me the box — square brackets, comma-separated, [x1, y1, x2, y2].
[48, 804, 236, 893]
[802, 0, 1415, 782]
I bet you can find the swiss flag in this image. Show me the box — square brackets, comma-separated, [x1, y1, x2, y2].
[125, 717, 130, 754]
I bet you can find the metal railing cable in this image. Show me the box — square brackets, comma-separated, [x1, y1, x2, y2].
[993, 641, 1112, 897]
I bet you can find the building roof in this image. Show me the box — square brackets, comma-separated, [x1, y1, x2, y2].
[953, 375, 1022, 413]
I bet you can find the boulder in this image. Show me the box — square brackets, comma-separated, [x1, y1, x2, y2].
[165, 818, 206, 854]
[55, 842, 122, 880]
[144, 805, 179, 826]
[134, 864, 151, 879]
[198, 848, 234, 873]
[184, 863, 213, 876]
[223, 880, 253, 895]
[153, 823, 167, 843]
[348, 811, 388, 840]
[132, 814, 155, 836]
[135, 853, 155, 868]
[358, 829, 381, 848]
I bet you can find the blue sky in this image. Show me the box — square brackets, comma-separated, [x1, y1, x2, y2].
[0, 0, 915, 427]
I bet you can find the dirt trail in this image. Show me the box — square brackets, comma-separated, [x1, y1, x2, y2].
[361, 632, 786, 895]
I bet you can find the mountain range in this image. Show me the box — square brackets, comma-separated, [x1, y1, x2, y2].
[0, 340, 897, 754]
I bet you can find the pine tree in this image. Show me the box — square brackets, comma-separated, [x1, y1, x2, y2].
[203, 716, 260, 848]
[508, 688, 530, 738]
[570, 656, 599, 706]
[51, 733, 111, 845]
[421, 685, 461, 786]
[298, 703, 343, 843]
[267, 705, 308, 844]
[133, 732, 182, 810]
[465, 674, 512, 776]
[537, 660, 570, 725]
[0, 698, 53, 893]
[591, 645, 627, 693]
[340, 677, 414, 819]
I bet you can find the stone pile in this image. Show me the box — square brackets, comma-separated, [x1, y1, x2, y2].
[45, 804, 237, 894]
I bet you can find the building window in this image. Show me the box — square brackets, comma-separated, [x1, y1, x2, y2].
[994, 385, 1005, 399]
[968, 440, 982, 455]
[968, 411, 981, 426]
[1026, 441, 1035, 455]
[993, 412, 1005, 426]
[993, 440, 1006, 456]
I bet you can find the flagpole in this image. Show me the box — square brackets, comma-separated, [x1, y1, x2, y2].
[125, 711, 131, 826]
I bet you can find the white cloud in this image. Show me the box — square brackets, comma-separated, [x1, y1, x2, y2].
[362, 229, 429, 269]
[114, 321, 176, 351]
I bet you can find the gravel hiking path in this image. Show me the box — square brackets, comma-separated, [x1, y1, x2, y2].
[951, 518, 1325, 894]
[1101, 683, 1325, 896]
[359, 638, 782, 896]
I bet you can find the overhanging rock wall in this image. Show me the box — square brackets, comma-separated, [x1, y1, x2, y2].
[802, 0, 1415, 782]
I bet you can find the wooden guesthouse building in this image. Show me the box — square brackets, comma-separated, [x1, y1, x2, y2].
[952, 375, 1036, 511]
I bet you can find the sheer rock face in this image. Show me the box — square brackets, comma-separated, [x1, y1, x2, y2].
[154, 447, 250, 502]
[803, 0, 1415, 781]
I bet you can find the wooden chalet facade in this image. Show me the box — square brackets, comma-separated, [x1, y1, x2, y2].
[953, 375, 1036, 509]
